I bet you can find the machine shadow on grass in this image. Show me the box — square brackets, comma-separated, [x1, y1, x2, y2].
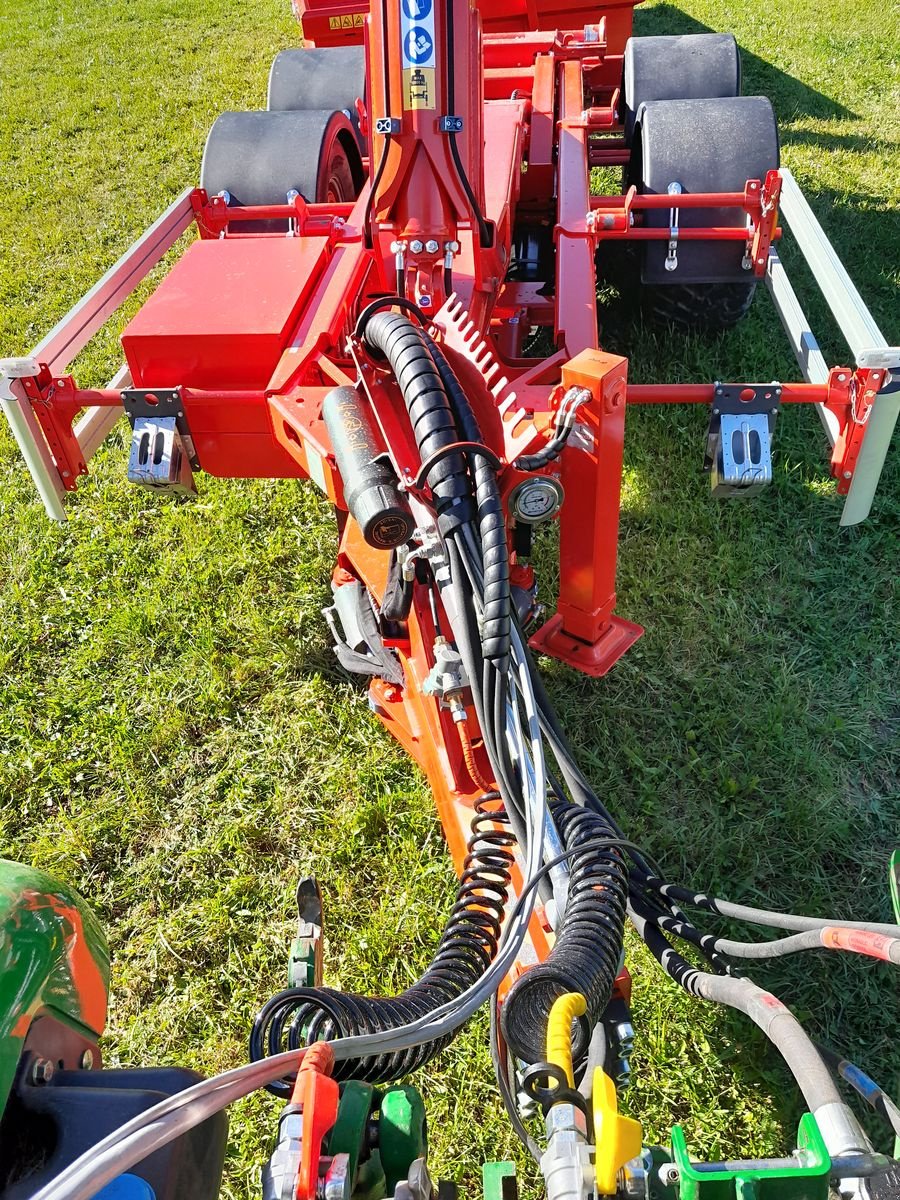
[633, 5, 855, 121]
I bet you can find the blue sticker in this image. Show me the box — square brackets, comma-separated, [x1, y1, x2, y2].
[405, 27, 433, 64]
[402, 0, 431, 19]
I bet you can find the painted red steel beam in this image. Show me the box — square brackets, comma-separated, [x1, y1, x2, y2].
[627, 383, 829, 404]
[589, 150, 630, 166]
[66, 387, 264, 407]
[594, 227, 783, 241]
[554, 58, 598, 356]
[592, 190, 760, 210]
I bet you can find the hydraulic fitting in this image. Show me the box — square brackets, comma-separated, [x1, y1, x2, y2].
[540, 1103, 594, 1200]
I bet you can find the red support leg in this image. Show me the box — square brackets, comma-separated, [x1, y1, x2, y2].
[529, 349, 643, 677]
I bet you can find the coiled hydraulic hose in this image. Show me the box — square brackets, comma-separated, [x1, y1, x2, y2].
[501, 798, 628, 1064]
[250, 794, 514, 1090]
[362, 312, 510, 666]
[363, 312, 473, 535]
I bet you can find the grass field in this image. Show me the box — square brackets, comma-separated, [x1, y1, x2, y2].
[0, 0, 898, 1196]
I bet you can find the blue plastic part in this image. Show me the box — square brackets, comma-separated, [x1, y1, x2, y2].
[94, 1173, 156, 1200]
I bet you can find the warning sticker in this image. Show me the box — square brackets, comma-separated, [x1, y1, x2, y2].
[328, 12, 365, 29]
[402, 66, 435, 110]
[400, 0, 436, 108]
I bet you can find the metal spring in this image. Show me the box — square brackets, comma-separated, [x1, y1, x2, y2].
[250, 793, 514, 1094]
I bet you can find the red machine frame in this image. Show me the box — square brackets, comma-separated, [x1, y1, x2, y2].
[2, 0, 897, 1013]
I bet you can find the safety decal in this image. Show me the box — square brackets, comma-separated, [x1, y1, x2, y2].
[400, 0, 436, 110]
[328, 13, 365, 29]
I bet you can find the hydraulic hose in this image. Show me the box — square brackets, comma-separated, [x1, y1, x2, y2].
[364, 313, 510, 666]
[250, 794, 514, 1089]
[362, 312, 473, 535]
[502, 798, 628, 1064]
[425, 335, 510, 667]
[546, 992, 587, 1087]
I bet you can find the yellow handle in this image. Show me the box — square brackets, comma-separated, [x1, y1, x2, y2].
[546, 992, 586, 1087]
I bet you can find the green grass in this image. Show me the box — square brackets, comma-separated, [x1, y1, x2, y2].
[0, 0, 898, 1196]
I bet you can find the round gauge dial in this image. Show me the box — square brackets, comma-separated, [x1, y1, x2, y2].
[509, 478, 564, 524]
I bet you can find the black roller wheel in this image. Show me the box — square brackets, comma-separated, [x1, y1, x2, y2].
[200, 109, 363, 230]
[642, 281, 756, 331]
[622, 33, 741, 143]
[629, 96, 779, 332]
[267, 47, 366, 151]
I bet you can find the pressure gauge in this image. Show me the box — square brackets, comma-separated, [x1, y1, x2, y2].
[509, 477, 564, 524]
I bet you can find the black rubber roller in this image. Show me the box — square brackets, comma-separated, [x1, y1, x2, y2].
[268, 47, 366, 150]
[322, 386, 414, 550]
[636, 95, 779, 285]
[200, 109, 363, 224]
[623, 33, 741, 142]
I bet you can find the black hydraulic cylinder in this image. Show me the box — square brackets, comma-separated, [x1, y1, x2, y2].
[322, 385, 414, 550]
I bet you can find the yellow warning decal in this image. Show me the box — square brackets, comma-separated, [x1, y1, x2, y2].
[402, 66, 436, 110]
[328, 12, 365, 28]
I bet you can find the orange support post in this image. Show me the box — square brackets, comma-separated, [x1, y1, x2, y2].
[529, 349, 643, 677]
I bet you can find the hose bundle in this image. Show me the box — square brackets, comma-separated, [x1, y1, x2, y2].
[501, 798, 628, 1064]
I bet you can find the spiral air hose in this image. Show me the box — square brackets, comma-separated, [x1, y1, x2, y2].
[501, 797, 628, 1064]
[250, 795, 514, 1091]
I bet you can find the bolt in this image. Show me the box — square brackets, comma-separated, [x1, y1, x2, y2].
[771, 408, 778, 415]
[409, 239, 424, 254]
[425, 238, 440, 254]
[843, 470, 853, 479]
[80, 1049, 94, 1070]
[662, 1166, 680, 1187]
[837, 373, 847, 382]
[712, 408, 720, 416]
[31, 1058, 54, 1085]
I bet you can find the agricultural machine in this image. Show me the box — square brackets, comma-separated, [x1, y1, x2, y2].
[1, 0, 898, 1198]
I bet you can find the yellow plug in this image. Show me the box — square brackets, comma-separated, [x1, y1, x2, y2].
[592, 1068, 643, 1196]
[546, 993, 587, 1088]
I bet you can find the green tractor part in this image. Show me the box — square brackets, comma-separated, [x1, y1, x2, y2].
[377, 1086, 428, 1195]
[322, 1081, 428, 1200]
[482, 1161, 518, 1200]
[663, 1116, 830, 1200]
[0, 859, 110, 1118]
[0, 860, 228, 1200]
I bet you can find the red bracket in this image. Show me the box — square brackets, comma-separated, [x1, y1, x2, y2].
[529, 348, 643, 678]
[20, 371, 87, 490]
[291, 1042, 340, 1200]
[824, 365, 890, 494]
[747, 169, 782, 278]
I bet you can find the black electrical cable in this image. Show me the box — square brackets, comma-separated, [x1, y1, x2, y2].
[444, 0, 492, 248]
[363, 134, 392, 249]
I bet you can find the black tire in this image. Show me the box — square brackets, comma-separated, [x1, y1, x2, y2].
[200, 109, 363, 230]
[642, 281, 756, 331]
